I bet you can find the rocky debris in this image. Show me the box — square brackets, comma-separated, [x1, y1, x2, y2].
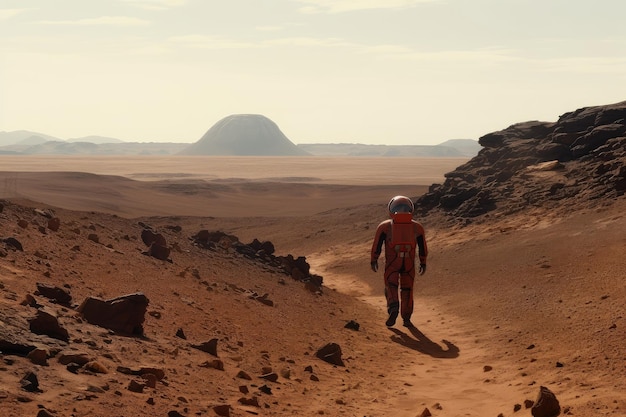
[0, 199, 376, 416]
[416, 101, 626, 223]
[315, 342, 345, 367]
[141, 228, 171, 261]
[35, 282, 72, 306]
[191, 230, 324, 290]
[77, 292, 149, 336]
[532, 386, 561, 417]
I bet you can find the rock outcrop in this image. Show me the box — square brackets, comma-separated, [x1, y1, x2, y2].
[416, 101, 626, 222]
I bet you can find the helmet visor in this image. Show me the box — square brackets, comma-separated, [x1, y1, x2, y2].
[389, 196, 414, 214]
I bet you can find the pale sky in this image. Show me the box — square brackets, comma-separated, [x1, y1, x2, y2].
[1, 0, 625, 145]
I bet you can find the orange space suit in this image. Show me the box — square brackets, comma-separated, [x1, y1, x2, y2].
[370, 196, 428, 328]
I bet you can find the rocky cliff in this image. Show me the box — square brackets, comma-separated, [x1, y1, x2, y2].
[416, 100, 626, 222]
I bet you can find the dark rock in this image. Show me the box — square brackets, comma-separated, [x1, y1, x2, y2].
[77, 293, 149, 336]
[531, 386, 561, 417]
[191, 338, 219, 356]
[127, 380, 145, 393]
[344, 320, 360, 331]
[58, 351, 91, 366]
[259, 384, 272, 395]
[148, 242, 170, 261]
[27, 348, 49, 366]
[213, 404, 231, 417]
[35, 283, 72, 306]
[316, 342, 345, 367]
[28, 307, 69, 342]
[418, 408, 432, 417]
[236, 370, 252, 380]
[20, 371, 41, 392]
[47, 217, 61, 232]
[4, 237, 23, 251]
[259, 372, 278, 382]
[175, 328, 186, 339]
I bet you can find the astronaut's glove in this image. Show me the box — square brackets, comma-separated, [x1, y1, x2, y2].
[370, 260, 378, 272]
[418, 263, 427, 275]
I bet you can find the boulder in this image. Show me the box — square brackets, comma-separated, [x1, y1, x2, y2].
[531, 386, 561, 417]
[77, 292, 149, 336]
[28, 307, 69, 342]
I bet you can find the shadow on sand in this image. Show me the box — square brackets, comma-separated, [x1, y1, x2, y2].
[389, 326, 460, 358]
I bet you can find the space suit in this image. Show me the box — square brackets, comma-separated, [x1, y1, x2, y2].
[370, 196, 428, 327]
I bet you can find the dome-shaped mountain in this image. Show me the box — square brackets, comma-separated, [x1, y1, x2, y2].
[179, 114, 309, 156]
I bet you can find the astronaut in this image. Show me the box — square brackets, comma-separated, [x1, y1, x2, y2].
[370, 196, 428, 328]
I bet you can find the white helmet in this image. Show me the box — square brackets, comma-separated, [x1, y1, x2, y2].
[388, 195, 414, 216]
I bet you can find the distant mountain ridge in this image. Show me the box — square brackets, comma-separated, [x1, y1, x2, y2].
[0, 123, 480, 157]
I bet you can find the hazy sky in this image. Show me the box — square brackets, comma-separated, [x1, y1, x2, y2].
[1, 0, 625, 145]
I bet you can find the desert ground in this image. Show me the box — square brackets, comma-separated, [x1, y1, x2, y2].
[1, 155, 625, 417]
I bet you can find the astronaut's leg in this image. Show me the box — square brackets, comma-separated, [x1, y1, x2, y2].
[399, 272, 415, 327]
[384, 270, 400, 326]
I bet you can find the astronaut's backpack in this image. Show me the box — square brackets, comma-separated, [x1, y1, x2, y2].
[390, 212, 415, 258]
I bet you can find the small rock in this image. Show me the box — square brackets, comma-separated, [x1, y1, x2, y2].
[213, 404, 231, 417]
[128, 380, 145, 393]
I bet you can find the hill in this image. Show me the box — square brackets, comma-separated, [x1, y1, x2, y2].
[0, 131, 61, 147]
[179, 114, 309, 156]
